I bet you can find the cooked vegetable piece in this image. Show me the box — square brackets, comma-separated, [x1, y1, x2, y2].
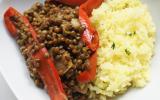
[4, 7, 67, 100]
[77, 52, 97, 83]
[76, 0, 103, 83]
[79, 0, 104, 51]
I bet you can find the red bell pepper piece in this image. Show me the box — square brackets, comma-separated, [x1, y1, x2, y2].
[76, 0, 103, 83]
[4, 7, 20, 38]
[77, 52, 97, 83]
[57, 0, 103, 83]
[56, 0, 102, 51]
[79, 0, 103, 51]
[4, 7, 38, 40]
[4, 7, 67, 100]
[33, 48, 67, 100]
[55, 0, 87, 6]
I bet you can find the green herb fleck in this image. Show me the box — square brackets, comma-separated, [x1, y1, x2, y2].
[127, 31, 136, 36]
[128, 33, 132, 36]
[111, 42, 115, 50]
[125, 49, 131, 55]
[133, 31, 136, 35]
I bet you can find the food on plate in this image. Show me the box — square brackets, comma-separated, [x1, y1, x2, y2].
[85, 0, 156, 99]
[4, 7, 67, 100]
[4, 0, 156, 99]
[4, 0, 102, 99]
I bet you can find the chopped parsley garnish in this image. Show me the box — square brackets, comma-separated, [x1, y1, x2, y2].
[111, 42, 115, 50]
[133, 31, 136, 35]
[125, 49, 131, 55]
[128, 33, 132, 36]
[127, 31, 136, 36]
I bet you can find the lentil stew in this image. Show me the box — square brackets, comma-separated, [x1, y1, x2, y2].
[4, 0, 95, 99]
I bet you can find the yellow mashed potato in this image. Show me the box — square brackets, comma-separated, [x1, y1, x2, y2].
[87, 0, 155, 99]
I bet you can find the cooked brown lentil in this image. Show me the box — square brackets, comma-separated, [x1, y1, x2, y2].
[12, 0, 92, 99]
[10, 15, 44, 88]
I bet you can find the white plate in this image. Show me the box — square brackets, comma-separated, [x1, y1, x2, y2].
[0, 0, 160, 100]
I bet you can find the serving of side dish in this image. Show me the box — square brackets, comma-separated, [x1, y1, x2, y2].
[0, 0, 160, 100]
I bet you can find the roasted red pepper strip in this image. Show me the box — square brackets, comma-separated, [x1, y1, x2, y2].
[33, 48, 67, 100]
[55, 0, 87, 6]
[77, 0, 103, 83]
[58, 0, 103, 83]
[77, 52, 97, 83]
[4, 7, 19, 38]
[4, 7, 67, 100]
[4, 7, 37, 40]
[79, 0, 103, 51]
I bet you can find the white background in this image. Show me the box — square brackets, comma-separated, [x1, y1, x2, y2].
[0, 73, 16, 100]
